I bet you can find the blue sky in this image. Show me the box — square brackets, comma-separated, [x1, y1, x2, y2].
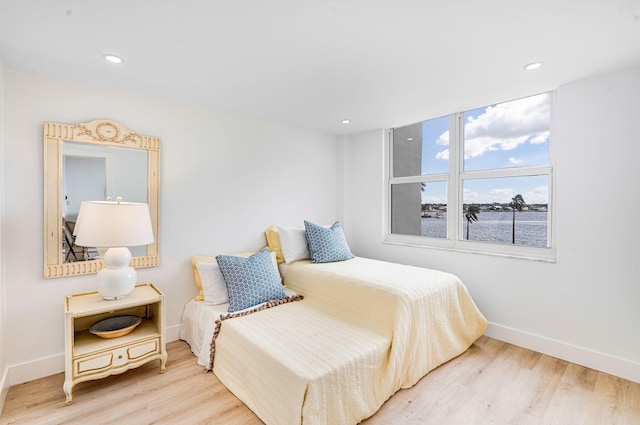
[419, 93, 550, 205]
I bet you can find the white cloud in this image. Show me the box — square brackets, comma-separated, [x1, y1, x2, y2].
[508, 157, 523, 165]
[435, 130, 449, 146]
[462, 188, 517, 204]
[486, 188, 515, 204]
[432, 93, 550, 160]
[422, 195, 446, 204]
[523, 186, 548, 204]
[529, 133, 548, 144]
[463, 188, 480, 203]
[436, 149, 449, 160]
[463, 186, 548, 204]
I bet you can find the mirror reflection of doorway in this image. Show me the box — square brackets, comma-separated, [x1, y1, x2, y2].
[63, 155, 106, 262]
[64, 156, 107, 221]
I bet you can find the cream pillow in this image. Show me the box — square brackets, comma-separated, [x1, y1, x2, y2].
[265, 225, 284, 264]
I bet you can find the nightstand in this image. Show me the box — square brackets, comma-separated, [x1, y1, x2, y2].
[63, 283, 167, 405]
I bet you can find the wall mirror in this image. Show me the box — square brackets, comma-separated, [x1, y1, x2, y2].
[44, 119, 160, 278]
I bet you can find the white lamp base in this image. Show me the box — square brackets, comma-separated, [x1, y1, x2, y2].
[97, 247, 137, 300]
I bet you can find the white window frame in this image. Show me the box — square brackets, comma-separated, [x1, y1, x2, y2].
[384, 94, 557, 262]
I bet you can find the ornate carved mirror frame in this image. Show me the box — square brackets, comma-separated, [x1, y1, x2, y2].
[44, 119, 160, 278]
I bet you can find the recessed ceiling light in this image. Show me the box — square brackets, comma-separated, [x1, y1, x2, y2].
[407, 137, 414, 141]
[341, 119, 351, 124]
[103, 54, 124, 64]
[524, 62, 543, 71]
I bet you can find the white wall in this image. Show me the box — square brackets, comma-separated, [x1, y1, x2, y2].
[0, 61, 8, 411]
[342, 66, 640, 383]
[2, 67, 340, 385]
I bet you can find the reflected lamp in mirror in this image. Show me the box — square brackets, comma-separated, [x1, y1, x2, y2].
[75, 198, 154, 300]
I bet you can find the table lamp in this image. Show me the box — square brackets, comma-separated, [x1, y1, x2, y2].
[75, 198, 154, 300]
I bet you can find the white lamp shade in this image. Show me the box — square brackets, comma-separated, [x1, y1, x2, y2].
[75, 201, 154, 248]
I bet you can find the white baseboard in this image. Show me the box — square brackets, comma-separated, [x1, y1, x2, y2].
[7, 353, 64, 387]
[7, 323, 183, 387]
[485, 322, 640, 384]
[166, 323, 181, 342]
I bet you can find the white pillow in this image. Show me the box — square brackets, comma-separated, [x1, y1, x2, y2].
[195, 261, 229, 306]
[197, 251, 281, 306]
[278, 225, 310, 263]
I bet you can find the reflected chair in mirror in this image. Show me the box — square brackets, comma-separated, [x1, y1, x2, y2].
[62, 221, 100, 261]
[62, 224, 82, 261]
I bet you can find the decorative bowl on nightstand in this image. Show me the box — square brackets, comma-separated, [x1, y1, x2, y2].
[89, 315, 142, 339]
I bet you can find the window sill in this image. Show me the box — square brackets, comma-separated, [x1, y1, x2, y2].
[383, 235, 557, 263]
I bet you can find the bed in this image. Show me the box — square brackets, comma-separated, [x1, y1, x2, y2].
[180, 222, 487, 425]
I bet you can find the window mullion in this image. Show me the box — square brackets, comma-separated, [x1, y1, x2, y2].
[389, 174, 448, 185]
[385, 129, 392, 237]
[448, 112, 462, 243]
[461, 165, 551, 180]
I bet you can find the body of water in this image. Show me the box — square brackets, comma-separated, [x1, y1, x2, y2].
[421, 210, 548, 247]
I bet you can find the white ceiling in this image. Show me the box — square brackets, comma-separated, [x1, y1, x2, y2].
[1, 0, 639, 135]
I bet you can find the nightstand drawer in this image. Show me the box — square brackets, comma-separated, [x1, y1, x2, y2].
[74, 338, 160, 377]
[128, 339, 160, 359]
[74, 351, 113, 375]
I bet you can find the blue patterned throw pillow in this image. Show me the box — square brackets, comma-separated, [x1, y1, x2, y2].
[216, 249, 286, 312]
[304, 220, 354, 263]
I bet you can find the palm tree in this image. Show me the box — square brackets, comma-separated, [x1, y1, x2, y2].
[464, 205, 480, 240]
[509, 194, 526, 244]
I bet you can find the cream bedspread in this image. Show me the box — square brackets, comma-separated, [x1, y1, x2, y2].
[212, 257, 487, 425]
[284, 257, 488, 392]
[213, 301, 391, 425]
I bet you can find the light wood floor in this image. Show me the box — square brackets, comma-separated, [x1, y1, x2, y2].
[1, 336, 638, 425]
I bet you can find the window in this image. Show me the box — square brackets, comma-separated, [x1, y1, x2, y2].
[387, 92, 554, 260]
